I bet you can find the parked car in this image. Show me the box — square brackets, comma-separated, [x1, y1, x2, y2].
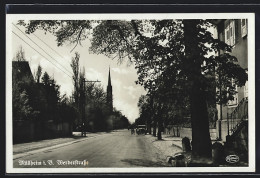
[136, 125, 146, 135]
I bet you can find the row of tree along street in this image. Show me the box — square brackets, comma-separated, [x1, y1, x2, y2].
[12, 47, 130, 143]
[18, 19, 247, 164]
[69, 52, 129, 132]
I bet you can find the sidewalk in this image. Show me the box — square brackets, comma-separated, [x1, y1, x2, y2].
[145, 134, 183, 159]
[146, 134, 249, 167]
[13, 132, 105, 159]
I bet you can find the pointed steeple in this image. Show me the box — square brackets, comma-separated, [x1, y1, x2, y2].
[107, 66, 113, 113]
[108, 66, 111, 86]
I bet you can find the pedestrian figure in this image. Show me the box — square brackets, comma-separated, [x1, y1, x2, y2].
[131, 128, 135, 135]
[167, 126, 171, 135]
[82, 123, 87, 137]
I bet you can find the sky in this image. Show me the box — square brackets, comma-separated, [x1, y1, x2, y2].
[11, 23, 147, 123]
[10, 19, 218, 124]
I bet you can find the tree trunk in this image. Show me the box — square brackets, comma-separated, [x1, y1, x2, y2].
[148, 122, 151, 135]
[147, 116, 152, 134]
[152, 119, 156, 137]
[190, 83, 212, 160]
[177, 125, 180, 137]
[183, 20, 212, 161]
[150, 96, 154, 136]
[157, 118, 162, 140]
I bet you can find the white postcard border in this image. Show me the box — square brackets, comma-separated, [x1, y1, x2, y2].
[6, 13, 255, 173]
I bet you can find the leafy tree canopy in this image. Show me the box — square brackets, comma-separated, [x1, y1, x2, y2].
[19, 19, 248, 159]
[19, 19, 247, 104]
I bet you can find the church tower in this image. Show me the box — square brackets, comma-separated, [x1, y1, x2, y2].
[107, 67, 113, 113]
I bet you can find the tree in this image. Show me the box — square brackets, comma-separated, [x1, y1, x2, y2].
[19, 19, 247, 161]
[71, 52, 80, 109]
[41, 71, 50, 85]
[57, 94, 75, 136]
[13, 89, 38, 121]
[84, 82, 109, 131]
[37, 71, 61, 122]
[14, 46, 26, 61]
[90, 20, 246, 159]
[137, 95, 152, 134]
[35, 64, 42, 83]
[181, 20, 212, 159]
[119, 115, 130, 129]
[12, 47, 39, 121]
[79, 67, 85, 124]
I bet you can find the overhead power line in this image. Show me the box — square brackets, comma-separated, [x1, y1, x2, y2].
[12, 31, 72, 79]
[12, 23, 73, 76]
[32, 33, 65, 60]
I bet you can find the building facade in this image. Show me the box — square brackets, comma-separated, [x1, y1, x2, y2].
[213, 19, 248, 142]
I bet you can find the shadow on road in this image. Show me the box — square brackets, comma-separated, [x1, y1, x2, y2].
[71, 136, 89, 139]
[121, 158, 169, 167]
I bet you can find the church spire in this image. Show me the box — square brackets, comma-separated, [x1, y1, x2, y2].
[108, 66, 111, 87]
[107, 66, 113, 113]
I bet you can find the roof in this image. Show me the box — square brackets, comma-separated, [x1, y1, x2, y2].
[12, 61, 34, 83]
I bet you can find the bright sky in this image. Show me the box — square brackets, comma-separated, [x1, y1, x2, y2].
[10, 19, 217, 124]
[11, 23, 147, 123]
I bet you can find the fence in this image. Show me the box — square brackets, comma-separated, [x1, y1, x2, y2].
[13, 120, 72, 144]
[163, 125, 217, 140]
[227, 97, 248, 136]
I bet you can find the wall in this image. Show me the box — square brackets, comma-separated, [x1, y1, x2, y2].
[216, 120, 228, 142]
[163, 125, 217, 140]
[232, 122, 248, 152]
[13, 120, 35, 143]
[56, 122, 72, 136]
[13, 120, 72, 144]
[215, 19, 248, 144]
[216, 118, 244, 142]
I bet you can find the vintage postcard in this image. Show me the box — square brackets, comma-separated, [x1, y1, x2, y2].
[6, 13, 255, 173]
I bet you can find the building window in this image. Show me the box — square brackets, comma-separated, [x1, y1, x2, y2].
[228, 79, 238, 107]
[225, 20, 235, 46]
[241, 19, 247, 38]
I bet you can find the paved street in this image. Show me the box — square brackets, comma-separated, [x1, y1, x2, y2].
[13, 130, 169, 168]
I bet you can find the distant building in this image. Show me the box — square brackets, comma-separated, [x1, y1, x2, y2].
[12, 60, 72, 143]
[12, 61, 34, 84]
[212, 19, 248, 144]
[107, 67, 113, 113]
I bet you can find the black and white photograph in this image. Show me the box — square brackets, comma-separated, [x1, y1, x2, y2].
[6, 13, 255, 173]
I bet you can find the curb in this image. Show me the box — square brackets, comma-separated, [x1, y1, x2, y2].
[172, 142, 182, 150]
[13, 134, 103, 160]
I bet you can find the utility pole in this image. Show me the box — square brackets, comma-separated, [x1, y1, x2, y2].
[82, 78, 101, 137]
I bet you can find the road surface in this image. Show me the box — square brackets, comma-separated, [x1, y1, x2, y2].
[13, 130, 169, 168]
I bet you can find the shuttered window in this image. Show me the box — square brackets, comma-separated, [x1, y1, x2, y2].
[225, 20, 236, 46]
[241, 19, 247, 38]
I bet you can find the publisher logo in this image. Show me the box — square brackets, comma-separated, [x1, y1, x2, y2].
[225, 155, 239, 163]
